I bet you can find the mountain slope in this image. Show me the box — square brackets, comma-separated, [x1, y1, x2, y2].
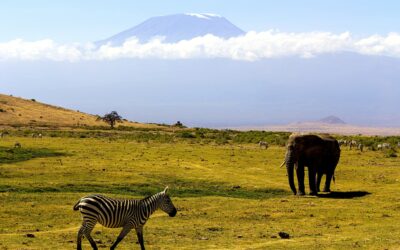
[0, 94, 159, 128]
[96, 13, 245, 45]
[318, 116, 346, 124]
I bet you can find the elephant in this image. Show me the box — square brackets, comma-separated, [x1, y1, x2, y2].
[280, 134, 341, 196]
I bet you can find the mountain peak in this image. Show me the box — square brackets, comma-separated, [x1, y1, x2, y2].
[318, 115, 346, 124]
[184, 13, 222, 19]
[96, 13, 245, 45]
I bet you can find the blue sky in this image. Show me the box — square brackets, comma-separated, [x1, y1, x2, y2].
[1, 0, 399, 42]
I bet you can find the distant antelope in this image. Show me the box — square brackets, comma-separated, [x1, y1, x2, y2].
[14, 142, 21, 148]
[258, 141, 268, 149]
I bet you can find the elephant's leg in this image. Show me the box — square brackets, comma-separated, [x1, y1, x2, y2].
[316, 171, 323, 193]
[296, 163, 305, 195]
[308, 166, 318, 196]
[323, 170, 333, 192]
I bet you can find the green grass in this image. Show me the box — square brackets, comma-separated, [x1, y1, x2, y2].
[0, 146, 65, 165]
[0, 134, 399, 249]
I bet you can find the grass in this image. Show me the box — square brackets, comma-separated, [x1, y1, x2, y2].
[0, 146, 65, 165]
[0, 134, 399, 249]
[0, 93, 166, 129]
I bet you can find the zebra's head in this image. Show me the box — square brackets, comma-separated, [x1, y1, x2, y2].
[160, 186, 177, 217]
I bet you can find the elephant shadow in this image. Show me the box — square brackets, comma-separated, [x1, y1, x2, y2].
[317, 191, 371, 199]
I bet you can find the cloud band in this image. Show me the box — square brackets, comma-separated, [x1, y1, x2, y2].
[1, 31, 400, 61]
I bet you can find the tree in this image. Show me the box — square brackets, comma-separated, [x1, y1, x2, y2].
[97, 111, 122, 129]
[173, 121, 186, 128]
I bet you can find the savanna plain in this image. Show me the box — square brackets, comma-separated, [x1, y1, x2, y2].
[0, 129, 399, 250]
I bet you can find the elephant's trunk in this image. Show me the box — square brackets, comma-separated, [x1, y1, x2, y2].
[285, 146, 297, 195]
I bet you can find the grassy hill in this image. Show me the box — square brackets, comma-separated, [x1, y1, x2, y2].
[0, 94, 162, 129]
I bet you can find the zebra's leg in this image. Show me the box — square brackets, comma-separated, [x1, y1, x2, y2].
[77, 225, 85, 250]
[110, 225, 132, 250]
[136, 227, 145, 250]
[81, 221, 98, 250]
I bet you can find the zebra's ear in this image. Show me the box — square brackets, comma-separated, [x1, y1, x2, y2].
[163, 186, 169, 194]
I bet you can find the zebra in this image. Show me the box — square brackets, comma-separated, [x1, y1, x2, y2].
[73, 187, 177, 250]
[258, 141, 268, 149]
[382, 143, 391, 150]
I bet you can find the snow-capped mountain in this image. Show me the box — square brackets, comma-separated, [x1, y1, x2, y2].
[96, 13, 245, 45]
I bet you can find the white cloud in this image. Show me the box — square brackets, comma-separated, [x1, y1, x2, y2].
[0, 39, 83, 62]
[1, 31, 400, 61]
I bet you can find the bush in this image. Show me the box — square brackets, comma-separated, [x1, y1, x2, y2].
[385, 149, 397, 158]
[178, 131, 195, 139]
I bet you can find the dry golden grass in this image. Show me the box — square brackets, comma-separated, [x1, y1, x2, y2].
[0, 94, 163, 129]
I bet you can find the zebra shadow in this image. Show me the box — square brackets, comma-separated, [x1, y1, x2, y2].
[317, 191, 371, 199]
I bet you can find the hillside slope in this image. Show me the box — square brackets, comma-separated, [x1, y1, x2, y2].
[0, 94, 159, 129]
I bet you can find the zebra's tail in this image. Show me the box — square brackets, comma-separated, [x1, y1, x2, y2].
[73, 200, 81, 211]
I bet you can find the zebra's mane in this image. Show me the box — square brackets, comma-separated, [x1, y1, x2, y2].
[141, 191, 164, 202]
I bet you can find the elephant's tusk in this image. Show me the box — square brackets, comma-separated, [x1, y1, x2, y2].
[279, 160, 286, 168]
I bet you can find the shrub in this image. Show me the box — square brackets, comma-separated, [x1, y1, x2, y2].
[385, 149, 397, 158]
[178, 131, 195, 139]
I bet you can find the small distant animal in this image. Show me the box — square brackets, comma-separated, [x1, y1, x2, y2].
[0, 131, 9, 138]
[73, 187, 177, 250]
[31, 133, 42, 138]
[349, 140, 357, 149]
[258, 141, 269, 149]
[382, 143, 391, 150]
[377, 144, 382, 150]
[397, 142, 400, 148]
[338, 139, 347, 146]
[14, 142, 21, 148]
[357, 143, 364, 152]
